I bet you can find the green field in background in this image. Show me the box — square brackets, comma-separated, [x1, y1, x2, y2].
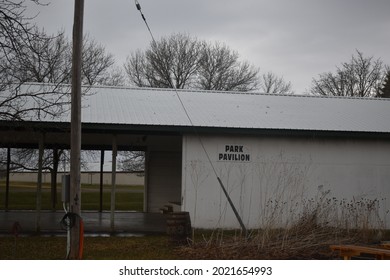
[0, 182, 144, 211]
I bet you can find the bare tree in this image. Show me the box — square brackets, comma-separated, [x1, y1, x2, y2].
[98, 65, 126, 87]
[1, 1, 68, 210]
[197, 42, 259, 91]
[4, 30, 118, 87]
[81, 35, 116, 85]
[1, 1, 120, 209]
[378, 69, 390, 98]
[8, 29, 70, 84]
[310, 50, 388, 97]
[1, 147, 102, 209]
[1, 1, 42, 59]
[118, 151, 145, 172]
[125, 33, 202, 89]
[125, 33, 265, 92]
[124, 50, 148, 87]
[1, 1, 70, 121]
[123, 33, 294, 170]
[1, 29, 117, 206]
[1, 148, 64, 208]
[260, 71, 294, 94]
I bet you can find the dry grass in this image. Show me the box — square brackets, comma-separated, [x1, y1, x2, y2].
[177, 225, 388, 260]
[176, 199, 389, 260]
[1, 222, 388, 260]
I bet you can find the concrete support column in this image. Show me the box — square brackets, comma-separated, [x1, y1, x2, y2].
[144, 150, 150, 212]
[5, 147, 11, 211]
[36, 134, 44, 232]
[99, 150, 104, 212]
[110, 136, 117, 231]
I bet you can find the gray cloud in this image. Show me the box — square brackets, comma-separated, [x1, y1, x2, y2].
[26, 0, 390, 93]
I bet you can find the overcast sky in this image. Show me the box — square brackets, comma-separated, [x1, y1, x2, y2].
[26, 0, 390, 94]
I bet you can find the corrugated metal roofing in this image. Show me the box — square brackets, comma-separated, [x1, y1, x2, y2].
[8, 84, 390, 134]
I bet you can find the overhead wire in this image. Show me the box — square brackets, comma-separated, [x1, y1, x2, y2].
[133, 0, 247, 236]
[133, 0, 216, 176]
[133, 1, 203, 168]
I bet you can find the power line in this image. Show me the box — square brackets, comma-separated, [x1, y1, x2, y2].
[132, 1, 215, 174]
[132, 0, 247, 236]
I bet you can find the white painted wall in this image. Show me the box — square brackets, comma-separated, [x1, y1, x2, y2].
[182, 134, 390, 229]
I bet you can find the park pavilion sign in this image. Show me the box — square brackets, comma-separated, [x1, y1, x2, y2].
[218, 144, 251, 162]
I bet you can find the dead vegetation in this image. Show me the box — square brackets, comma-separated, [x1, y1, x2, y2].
[177, 224, 386, 260]
[176, 194, 389, 259]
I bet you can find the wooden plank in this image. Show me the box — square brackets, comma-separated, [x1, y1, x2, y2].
[330, 245, 390, 260]
[380, 242, 390, 249]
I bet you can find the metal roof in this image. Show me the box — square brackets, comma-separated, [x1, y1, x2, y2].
[5, 83, 390, 134]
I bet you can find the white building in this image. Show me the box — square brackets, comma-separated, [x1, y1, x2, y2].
[1, 84, 389, 229]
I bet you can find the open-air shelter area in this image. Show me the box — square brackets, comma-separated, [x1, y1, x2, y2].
[0, 85, 183, 234]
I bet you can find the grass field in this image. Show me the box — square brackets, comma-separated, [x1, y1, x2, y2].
[0, 181, 144, 211]
[1, 229, 372, 260]
[0, 236, 180, 260]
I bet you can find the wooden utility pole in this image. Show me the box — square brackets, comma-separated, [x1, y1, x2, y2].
[69, 0, 84, 260]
